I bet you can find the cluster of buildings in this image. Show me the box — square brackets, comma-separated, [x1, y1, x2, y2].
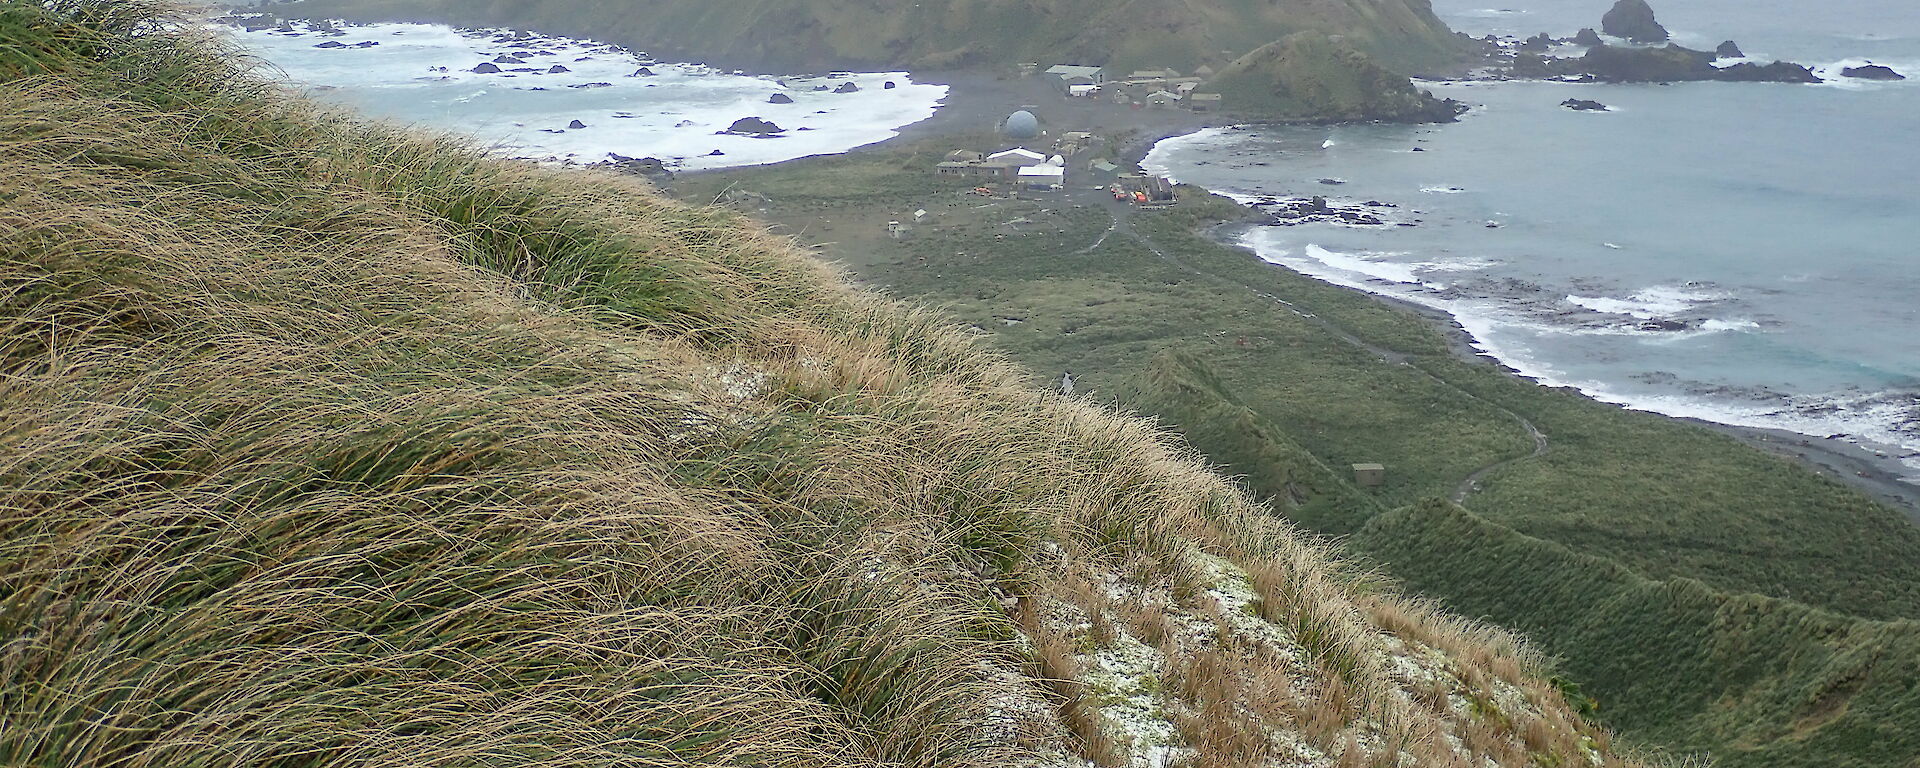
[933, 110, 1118, 191]
[1035, 64, 1225, 112]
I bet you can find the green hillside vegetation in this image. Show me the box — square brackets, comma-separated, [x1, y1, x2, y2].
[673, 138, 1920, 767]
[2, 3, 1638, 767]
[1205, 31, 1464, 123]
[279, 0, 1468, 75]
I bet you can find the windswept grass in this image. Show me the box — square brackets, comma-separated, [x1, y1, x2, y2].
[3, 3, 1635, 767]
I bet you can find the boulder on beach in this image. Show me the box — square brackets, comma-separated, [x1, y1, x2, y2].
[833, 82, 860, 93]
[1601, 0, 1670, 43]
[768, 92, 795, 104]
[1842, 64, 1906, 80]
[726, 117, 784, 135]
[1573, 28, 1605, 47]
[1715, 40, 1745, 59]
[472, 62, 502, 74]
[548, 65, 571, 74]
[567, 119, 587, 129]
[1561, 98, 1610, 111]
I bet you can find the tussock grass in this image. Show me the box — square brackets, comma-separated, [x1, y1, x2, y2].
[3, 3, 1648, 767]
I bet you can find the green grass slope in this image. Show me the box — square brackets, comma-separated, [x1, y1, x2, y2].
[1206, 31, 1464, 122]
[1, 3, 1630, 767]
[1354, 501, 1920, 768]
[672, 143, 1920, 767]
[279, 0, 1468, 75]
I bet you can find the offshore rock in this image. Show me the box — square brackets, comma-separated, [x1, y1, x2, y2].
[1842, 64, 1906, 80]
[1715, 40, 1745, 59]
[726, 117, 785, 135]
[1602, 0, 1670, 43]
[1572, 28, 1605, 47]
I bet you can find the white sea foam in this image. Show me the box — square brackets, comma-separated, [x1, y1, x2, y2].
[1811, 58, 1919, 89]
[1566, 285, 1726, 319]
[224, 21, 948, 171]
[1231, 228, 1920, 475]
[1421, 186, 1468, 194]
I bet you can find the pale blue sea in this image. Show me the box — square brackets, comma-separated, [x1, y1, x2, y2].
[1145, 0, 1920, 481]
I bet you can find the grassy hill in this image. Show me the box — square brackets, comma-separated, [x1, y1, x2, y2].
[2, 3, 1629, 767]
[670, 140, 1920, 767]
[1205, 31, 1465, 123]
[276, 0, 1469, 76]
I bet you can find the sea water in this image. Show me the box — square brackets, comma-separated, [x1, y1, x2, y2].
[223, 21, 947, 171]
[1145, 0, 1920, 482]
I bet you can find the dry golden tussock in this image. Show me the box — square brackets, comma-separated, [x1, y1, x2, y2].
[0, 4, 1658, 767]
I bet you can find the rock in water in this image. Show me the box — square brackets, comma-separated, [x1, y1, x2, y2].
[1842, 64, 1907, 80]
[883, 81, 897, 89]
[1716, 61, 1823, 83]
[727, 117, 784, 135]
[1561, 98, 1610, 111]
[548, 65, 571, 74]
[472, 62, 502, 74]
[567, 120, 587, 129]
[1602, 0, 1670, 43]
[1520, 33, 1555, 52]
[313, 41, 348, 49]
[768, 92, 795, 104]
[1715, 40, 1745, 59]
[1573, 28, 1605, 47]
[833, 82, 860, 93]
[630, 67, 655, 77]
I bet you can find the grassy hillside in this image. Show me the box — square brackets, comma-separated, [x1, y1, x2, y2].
[277, 0, 1469, 75]
[1205, 31, 1464, 123]
[1, 3, 1631, 767]
[671, 139, 1920, 767]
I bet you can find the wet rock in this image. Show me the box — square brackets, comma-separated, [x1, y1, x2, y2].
[1562, 98, 1610, 111]
[1520, 33, 1556, 52]
[1715, 40, 1745, 59]
[726, 117, 784, 135]
[1842, 64, 1906, 80]
[708, 149, 726, 156]
[1601, 0, 1669, 43]
[313, 40, 348, 49]
[567, 119, 588, 129]
[548, 64, 571, 74]
[472, 62, 502, 74]
[1573, 28, 1605, 47]
[1716, 61, 1822, 83]
[833, 82, 860, 93]
[768, 92, 795, 104]
[568, 82, 614, 89]
[494, 55, 523, 64]
[883, 81, 897, 89]
[630, 67, 655, 77]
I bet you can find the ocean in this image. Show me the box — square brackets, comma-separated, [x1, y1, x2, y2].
[223, 20, 947, 172]
[1143, 0, 1920, 483]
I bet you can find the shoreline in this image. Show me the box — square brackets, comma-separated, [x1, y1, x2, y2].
[1196, 216, 1920, 520]
[252, 14, 1919, 520]
[822, 69, 1920, 521]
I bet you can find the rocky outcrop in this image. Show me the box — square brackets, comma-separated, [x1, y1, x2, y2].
[832, 81, 860, 93]
[1717, 61, 1822, 83]
[1572, 28, 1605, 47]
[567, 119, 587, 129]
[726, 117, 784, 135]
[472, 62, 502, 74]
[1520, 33, 1555, 52]
[768, 92, 795, 104]
[1715, 40, 1744, 59]
[1561, 98, 1609, 111]
[1569, 43, 1820, 83]
[1842, 64, 1907, 80]
[1601, 0, 1669, 43]
[548, 64, 571, 74]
